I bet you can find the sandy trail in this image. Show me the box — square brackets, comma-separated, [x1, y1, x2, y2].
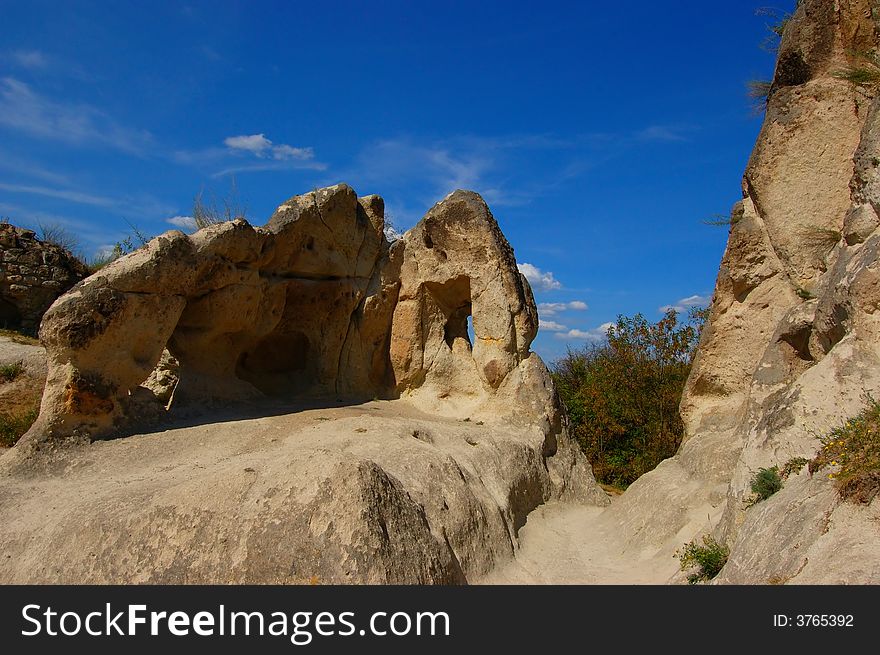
[480, 500, 678, 584]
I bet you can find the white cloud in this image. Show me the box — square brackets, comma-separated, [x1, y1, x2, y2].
[270, 143, 314, 161]
[166, 215, 197, 231]
[539, 319, 568, 332]
[517, 262, 562, 291]
[0, 77, 153, 154]
[538, 300, 588, 316]
[224, 134, 271, 154]
[11, 50, 48, 70]
[659, 294, 711, 313]
[554, 322, 614, 342]
[224, 133, 314, 161]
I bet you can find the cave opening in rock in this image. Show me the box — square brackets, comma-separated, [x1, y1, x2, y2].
[235, 329, 312, 396]
[424, 276, 472, 351]
[0, 298, 21, 331]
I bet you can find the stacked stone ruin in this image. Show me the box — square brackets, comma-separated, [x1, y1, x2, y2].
[0, 223, 87, 334]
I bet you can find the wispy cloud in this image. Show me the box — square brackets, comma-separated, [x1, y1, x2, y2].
[518, 262, 562, 292]
[175, 133, 324, 177]
[554, 322, 614, 342]
[538, 300, 588, 316]
[0, 77, 153, 154]
[0, 202, 115, 251]
[198, 45, 221, 61]
[0, 182, 175, 219]
[166, 215, 197, 231]
[336, 134, 586, 223]
[659, 293, 711, 313]
[223, 134, 314, 161]
[0, 181, 117, 208]
[10, 49, 49, 70]
[0, 151, 72, 186]
[635, 124, 696, 143]
[539, 319, 568, 332]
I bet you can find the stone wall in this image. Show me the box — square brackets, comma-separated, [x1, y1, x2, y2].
[0, 223, 87, 333]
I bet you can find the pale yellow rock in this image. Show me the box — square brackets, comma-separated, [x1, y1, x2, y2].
[0, 182, 604, 584]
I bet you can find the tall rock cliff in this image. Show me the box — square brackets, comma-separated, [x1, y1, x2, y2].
[610, 0, 880, 583]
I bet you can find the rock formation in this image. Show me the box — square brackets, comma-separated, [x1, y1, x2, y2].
[606, 0, 880, 584]
[0, 223, 87, 334]
[0, 184, 606, 584]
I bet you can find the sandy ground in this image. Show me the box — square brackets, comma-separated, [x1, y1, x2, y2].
[479, 500, 678, 584]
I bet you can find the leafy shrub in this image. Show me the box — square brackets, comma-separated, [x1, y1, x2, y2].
[0, 406, 38, 447]
[810, 398, 880, 504]
[552, 308, 703, 489]
[781, 456, 808, 478]
[675, 535, 729, 584]
[0, 361, 24, 383]
[750, 466, 783, 503]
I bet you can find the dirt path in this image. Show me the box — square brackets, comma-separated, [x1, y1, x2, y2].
[479, 500, 679, 584]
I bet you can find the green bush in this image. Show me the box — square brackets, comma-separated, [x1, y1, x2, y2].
[810, 398, 880, 504]
[750, 466, 783, 503]
[675, 535, 729, 585]
[552, 308, 704, 489]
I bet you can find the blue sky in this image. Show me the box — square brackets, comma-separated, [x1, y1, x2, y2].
[0, 1, 790, 360]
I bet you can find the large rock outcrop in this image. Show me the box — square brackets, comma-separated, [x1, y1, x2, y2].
[0, 184, 605, 584]
[605, 0, 880, 584]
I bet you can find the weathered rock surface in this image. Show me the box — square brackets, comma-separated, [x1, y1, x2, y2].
[608, 0, 880, 584]
[0, 223, 87, 333]
[0, 184, 605, 583]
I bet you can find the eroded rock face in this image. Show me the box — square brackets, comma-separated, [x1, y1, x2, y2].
[0, 183, 605, 584]
[14, 185, 563, 451]
[20, 185, 396, 444]
[614, 0, 880, 584]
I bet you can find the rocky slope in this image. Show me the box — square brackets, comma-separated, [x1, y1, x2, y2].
[0, 186, 606, 584]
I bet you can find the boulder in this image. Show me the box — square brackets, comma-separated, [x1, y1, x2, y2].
[0, 183, 605, 584]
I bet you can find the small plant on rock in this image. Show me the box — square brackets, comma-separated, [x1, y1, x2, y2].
[675, 535, 729, 584]
[749, 466, 783, 505]
[781, 456, 808, 478]
[834, 50, 880, 90]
